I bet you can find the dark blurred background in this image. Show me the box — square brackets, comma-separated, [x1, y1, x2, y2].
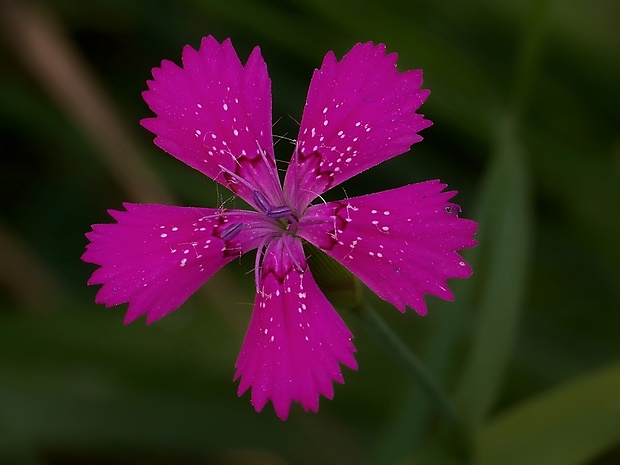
[0, 0, 619, 464]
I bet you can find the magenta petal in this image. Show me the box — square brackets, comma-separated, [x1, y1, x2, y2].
[141, 36, 284, 206]
[284, 41, 432, 212]
[82, 203, 266, 324]
[299, 181, 478, 315]
[234, 236, 357, 420]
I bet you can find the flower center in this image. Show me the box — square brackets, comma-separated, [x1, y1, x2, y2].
[253, 190, 299, 233]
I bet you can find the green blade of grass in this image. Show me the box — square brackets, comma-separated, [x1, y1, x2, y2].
[478, 363, 620, 465]
[454, 0, 548, 426]
[454, 118, 531, 426]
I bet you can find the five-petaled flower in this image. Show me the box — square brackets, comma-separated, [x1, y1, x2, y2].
[82, 36, 477, 420]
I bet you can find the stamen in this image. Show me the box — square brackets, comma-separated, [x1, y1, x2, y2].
[282, 237, 305, 273]
[254, 236, 271, 292]
[220, 222, 243, 240]
[218, 164, 257, 193]
[254, 189, 293, 221]
[300, 188, 328, 205]
[253, 190, 272, 213]
[267, 206, 292, 219]
[257, 142, 286, 205]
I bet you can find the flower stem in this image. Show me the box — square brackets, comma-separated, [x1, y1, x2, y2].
[354, 300, 464, 431]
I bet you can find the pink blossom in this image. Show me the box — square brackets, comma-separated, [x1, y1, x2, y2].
[82, 37, 477, 420]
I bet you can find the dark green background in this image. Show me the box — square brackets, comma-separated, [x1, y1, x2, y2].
[1, 0, 619, 464]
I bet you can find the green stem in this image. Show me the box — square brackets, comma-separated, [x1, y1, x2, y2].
[354, 300, 464, 431]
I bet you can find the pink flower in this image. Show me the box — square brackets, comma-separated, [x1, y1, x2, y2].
[82, 36, 477, 420]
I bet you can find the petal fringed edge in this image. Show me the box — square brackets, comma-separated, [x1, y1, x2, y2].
[299, 181, 478, 315]
[284, 41, 432, 212]
[234, 236, 357, 420]
[82, 203, 267, 324]
[142, 36, 284, 206]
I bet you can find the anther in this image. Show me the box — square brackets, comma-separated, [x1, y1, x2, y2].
[220, 222, 243, 240]
[267, 206, 292, 220]
[253, 190, 272, 213]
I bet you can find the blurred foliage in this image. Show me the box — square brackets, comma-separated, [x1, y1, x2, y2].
[0, 0, 619, 464]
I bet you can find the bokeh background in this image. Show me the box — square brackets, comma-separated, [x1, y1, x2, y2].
[1, 0, 619, 464]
